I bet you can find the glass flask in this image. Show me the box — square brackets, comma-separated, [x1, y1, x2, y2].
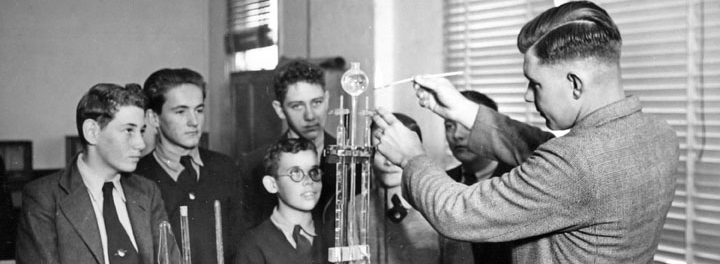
[341, 62, 369, 96]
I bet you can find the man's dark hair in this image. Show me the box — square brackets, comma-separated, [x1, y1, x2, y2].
[517, 1, 621, 65]
[76, 83, 147, 147]
[371, 113, 422, 142]
[461, 91, 497, 111]
[263, 137, 318, 176]
[143, 68, 206, 114]
[273, 59, 325, 103]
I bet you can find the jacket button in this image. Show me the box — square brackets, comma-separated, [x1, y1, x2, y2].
[189, 192, 196, 200]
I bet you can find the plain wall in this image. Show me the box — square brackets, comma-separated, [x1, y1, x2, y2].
[279, 0, 374, 72]
[0, 0, 209, 169]
[373, 0, 449, 164]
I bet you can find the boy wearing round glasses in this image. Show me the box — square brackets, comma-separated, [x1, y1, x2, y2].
[235, 138, 325, 264]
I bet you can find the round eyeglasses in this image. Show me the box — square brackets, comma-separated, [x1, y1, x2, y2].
[277, 167, 323, 182]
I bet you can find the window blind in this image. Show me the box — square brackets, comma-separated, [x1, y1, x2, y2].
[226, 0, 274, 53]
[444, 0, 553, 129]
[443, 1, 720, 263]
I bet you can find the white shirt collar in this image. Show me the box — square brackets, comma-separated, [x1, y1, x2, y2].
[77, 153, 125, 203]
[270, 206, 316, 237]
[153, 143, 204, 173]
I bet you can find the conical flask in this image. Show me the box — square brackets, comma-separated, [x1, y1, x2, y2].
[157, 221, 175, 264]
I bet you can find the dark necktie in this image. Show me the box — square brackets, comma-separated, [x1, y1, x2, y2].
[102, 182, 140, 264]
[177, 155, 197, 192]
[464, 169, 478, 185]
[386, 194, 408, 223]
[293, 225, 312, 255]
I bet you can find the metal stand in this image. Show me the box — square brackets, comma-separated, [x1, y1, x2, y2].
[327, 63, 373, 264]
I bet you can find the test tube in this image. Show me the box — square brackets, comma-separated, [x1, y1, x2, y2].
[180, 206, 191, 264]
[215, 200, 224, 264]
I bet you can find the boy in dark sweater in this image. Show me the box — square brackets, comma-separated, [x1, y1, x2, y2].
[136, 68, 249, 263]
[235, 138, 326, 264]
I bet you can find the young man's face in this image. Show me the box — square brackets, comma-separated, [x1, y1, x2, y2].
[273, 82, 328, 142]
[154, 84, 205, 150]
[272, 150, 322, 212]
[445, 120, 480, 164]
[523, 50, 579, 130]
[371, 128, 402, 188]
[95, 105, 146, 173]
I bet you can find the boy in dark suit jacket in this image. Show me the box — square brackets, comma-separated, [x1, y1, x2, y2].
[16, 83, 180, 264]
[235, 138, 326, 264]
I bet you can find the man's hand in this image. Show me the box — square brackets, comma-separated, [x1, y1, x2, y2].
[372, 108, 425, 168]
[413, 76, 479, 129]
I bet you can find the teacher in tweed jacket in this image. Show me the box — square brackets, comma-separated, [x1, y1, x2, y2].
[371, 1, 679, 263]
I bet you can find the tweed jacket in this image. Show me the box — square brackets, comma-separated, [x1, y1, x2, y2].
[444, 164, 515, 264]
[135, 148, 249, 264]
[402, 96, 679, 263]
[16, 156, 180, 264]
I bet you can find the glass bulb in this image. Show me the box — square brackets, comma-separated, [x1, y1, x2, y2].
[341, 62, 369, 96]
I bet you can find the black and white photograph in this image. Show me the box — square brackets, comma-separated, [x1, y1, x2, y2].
[0, 0, 718, 263]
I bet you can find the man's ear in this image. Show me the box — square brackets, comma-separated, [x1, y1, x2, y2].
[567, 73, 583, 99]
[262, 175, 278, 194]
[146, 109, 160, 128]
[324, 90, 329, 103]
[272, 100, 286, 120]
[82, 119, 100, 145]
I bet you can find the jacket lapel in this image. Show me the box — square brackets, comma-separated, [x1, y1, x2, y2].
[57, 162, 104, 264]
[122, 174, 154, 264]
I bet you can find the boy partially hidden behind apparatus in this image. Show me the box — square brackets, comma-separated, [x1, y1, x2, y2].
[235, 138, 326, 264]
[352, 113, 441, 264]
